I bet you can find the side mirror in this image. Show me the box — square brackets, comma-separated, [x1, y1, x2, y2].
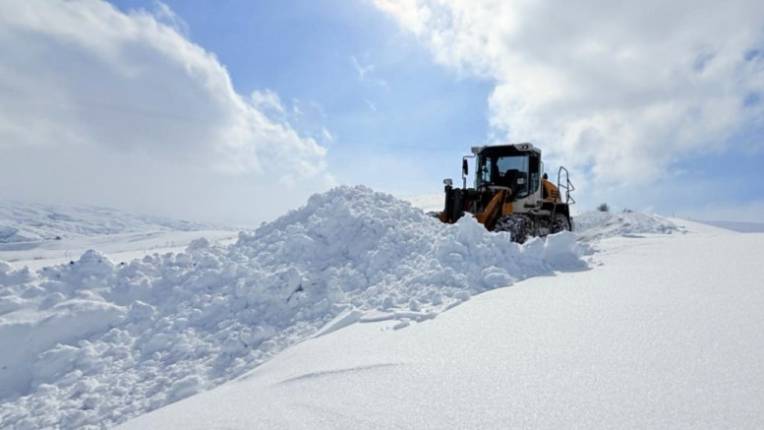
[462, 159, 468, 176]
[443, 178, 453, 187]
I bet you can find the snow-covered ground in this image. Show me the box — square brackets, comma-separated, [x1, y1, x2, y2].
[119, 218, 764, 429]
[0, 187, 584, 429]
[0, 202, 238, 271]
[2, 188, 762, 429]
[0, 230, 239, 272]
[0, 202, 220, 243]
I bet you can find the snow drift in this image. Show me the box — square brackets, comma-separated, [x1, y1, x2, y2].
[0, 186, 584, 429]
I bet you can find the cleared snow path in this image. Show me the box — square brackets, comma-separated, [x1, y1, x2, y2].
[120, 221, 764, 430]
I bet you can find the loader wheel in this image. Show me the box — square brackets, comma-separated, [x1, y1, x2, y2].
[495, 214, 533, 243]
[550, 213, 571, 234]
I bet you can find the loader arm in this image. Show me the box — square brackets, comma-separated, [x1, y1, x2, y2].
[476, 190, 506, 231]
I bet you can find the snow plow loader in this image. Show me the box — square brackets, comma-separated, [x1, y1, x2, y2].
[439, 143, 575, 243]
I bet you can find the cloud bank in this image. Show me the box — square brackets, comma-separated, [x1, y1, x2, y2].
[0, 0, 333, 224]
[374, 0, 764, 185]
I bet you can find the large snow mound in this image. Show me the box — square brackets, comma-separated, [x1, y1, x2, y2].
[0, 202, 219, 243]
[574, 210, 681, 241]
[0, 186, 584, 429]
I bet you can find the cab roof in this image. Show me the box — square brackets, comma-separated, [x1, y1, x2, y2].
[470, 143, 541, 156]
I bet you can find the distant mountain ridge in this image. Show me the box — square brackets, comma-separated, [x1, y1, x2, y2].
[694, 219, 764, 233]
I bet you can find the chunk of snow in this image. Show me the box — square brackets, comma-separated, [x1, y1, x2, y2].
[544, 231, 587, 270]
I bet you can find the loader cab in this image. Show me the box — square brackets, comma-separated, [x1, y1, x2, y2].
[472, 144, 542, 201]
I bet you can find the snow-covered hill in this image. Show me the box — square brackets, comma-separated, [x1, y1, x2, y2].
[2, 187, 751, 430]
[0, 202, 238, 271]
[573, 209, 682, 241]
[0, 202, 219, 243]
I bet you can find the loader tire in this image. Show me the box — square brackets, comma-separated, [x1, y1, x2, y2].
[550, 213, 571, 234]
[495, 214, 533, 243]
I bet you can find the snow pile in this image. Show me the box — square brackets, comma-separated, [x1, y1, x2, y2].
[0, 202, 218, 243]
[574, 210, 681, 241]
[0, 186, 583, 429]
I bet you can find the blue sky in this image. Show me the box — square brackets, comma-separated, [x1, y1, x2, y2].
[110, 0, 493, 194]
[108, 0, 764, 220]
[1, 0, 762, 223]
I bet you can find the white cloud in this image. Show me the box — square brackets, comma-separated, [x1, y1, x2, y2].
[250, 89, 286, 116]
[0, 0, 333, 224]
[373, 0, 764, 186]
[151, 0, 189, 36]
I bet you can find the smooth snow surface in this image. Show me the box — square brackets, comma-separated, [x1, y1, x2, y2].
[120, 220, 764, 430]
[0, 186, 584, 429]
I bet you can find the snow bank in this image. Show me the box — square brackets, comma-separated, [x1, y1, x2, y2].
[0, 186, 584, 429]
[574, 210, 681, 241]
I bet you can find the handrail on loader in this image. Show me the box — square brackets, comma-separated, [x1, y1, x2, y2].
[557, 166, 576, 205]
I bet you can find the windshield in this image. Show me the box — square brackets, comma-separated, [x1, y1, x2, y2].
[476, 154, 530, 197]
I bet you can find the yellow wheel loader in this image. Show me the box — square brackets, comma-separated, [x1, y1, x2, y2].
[439, 143, 575, 243]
